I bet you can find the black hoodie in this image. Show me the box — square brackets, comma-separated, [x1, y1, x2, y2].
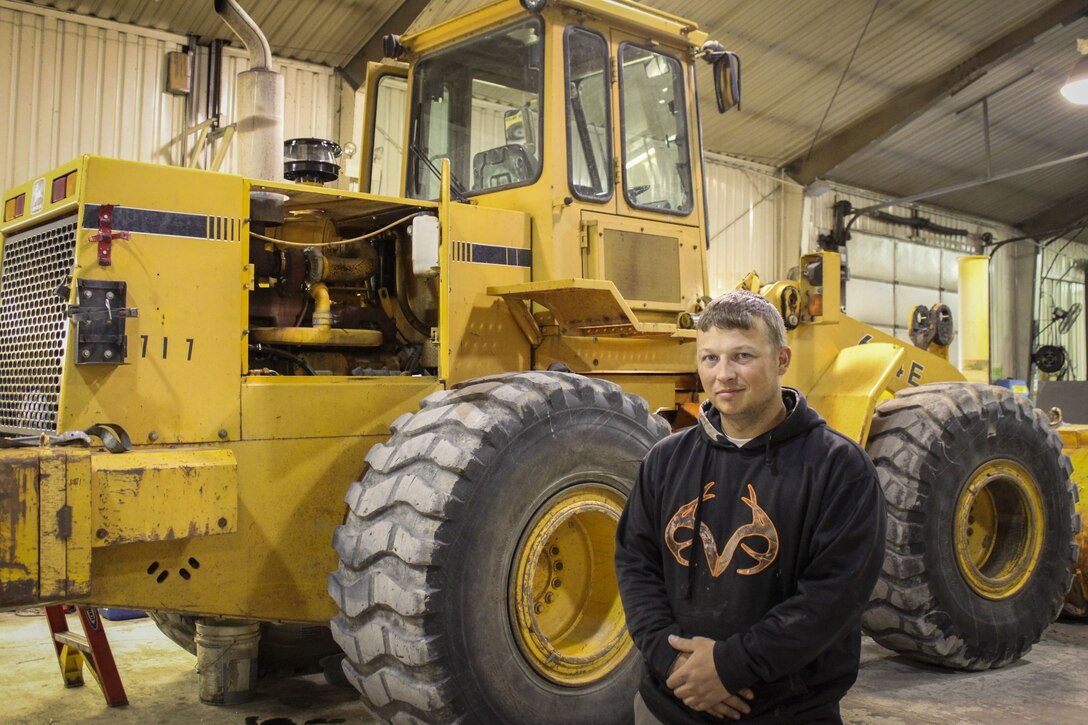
[615, 388, 885, 724]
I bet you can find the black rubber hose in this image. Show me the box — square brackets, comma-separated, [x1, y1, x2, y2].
[248, 343, 317, 376]
[395, 233, 433, 337]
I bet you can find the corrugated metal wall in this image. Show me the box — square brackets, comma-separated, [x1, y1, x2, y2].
[703, 153, 793, 295]
[0, 1, 188, 191]
[0, 2, 344, 189]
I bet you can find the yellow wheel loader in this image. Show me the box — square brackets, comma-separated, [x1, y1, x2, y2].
[0, 0, 1080, 721]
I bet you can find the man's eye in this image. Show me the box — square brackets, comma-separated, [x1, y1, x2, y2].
[702, 356, 718, 365]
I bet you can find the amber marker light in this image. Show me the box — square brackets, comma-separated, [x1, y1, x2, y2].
[3, 193, 25, 221]
[51, 171, 78, 203]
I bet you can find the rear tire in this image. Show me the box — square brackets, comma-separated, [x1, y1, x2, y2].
[862, 383, 1079, 669]
[328, 372, 669, 723]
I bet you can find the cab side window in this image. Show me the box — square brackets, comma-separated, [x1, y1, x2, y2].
[369, 74, 407, 197]
[565, 27, 612, 202]
[618, 44, 693, 214]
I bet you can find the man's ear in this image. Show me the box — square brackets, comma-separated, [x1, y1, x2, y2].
[778, 345, 792, 375]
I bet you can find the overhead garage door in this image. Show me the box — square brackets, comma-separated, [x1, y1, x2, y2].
[844, 232, 966, 367]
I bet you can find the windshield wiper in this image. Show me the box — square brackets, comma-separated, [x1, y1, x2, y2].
[409, 140, 469, 203]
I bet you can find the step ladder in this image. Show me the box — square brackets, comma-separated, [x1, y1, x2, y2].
[44, 605, 128, 707]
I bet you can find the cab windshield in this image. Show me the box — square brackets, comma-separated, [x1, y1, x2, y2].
[407, 18, 544, 200]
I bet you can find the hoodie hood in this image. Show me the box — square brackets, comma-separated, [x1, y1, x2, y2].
[698, 387, 823, 450]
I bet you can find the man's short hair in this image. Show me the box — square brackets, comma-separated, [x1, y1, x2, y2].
[697, 290, 788, 349]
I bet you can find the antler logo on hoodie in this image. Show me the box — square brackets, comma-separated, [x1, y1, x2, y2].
[665, 482, 779, 576]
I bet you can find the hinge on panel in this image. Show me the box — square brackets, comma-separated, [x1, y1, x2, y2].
[580, 220, 596, 279]
[614, 156, 622, 187]
[610, 56, 618, 84]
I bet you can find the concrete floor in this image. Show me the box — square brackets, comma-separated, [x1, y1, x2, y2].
[1, 610, 1085, 724]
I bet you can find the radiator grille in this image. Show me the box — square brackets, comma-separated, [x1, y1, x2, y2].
[0, 214, 78, 433]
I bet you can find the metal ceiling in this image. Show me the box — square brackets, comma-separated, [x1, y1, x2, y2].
[19, 0, 1088, 234]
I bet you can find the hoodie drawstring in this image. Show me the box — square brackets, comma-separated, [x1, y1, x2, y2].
[686, 444, 715, 600]
[764, 429, 777, 474]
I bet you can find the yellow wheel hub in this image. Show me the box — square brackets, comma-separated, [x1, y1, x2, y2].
[511, 483, 631, 686]
[953, 459, 1044, 600]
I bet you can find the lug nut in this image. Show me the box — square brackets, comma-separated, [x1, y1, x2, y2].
[535, 603, 544, 614]
[554, 562, 563, 571]
[550, 546, 559, 555]
[553, 579, 562, 588]
[544, 593, 554, 603]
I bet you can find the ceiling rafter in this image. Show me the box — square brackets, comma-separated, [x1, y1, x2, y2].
[785, 0, 1088, 185]
[1018, 187, 1088, 236]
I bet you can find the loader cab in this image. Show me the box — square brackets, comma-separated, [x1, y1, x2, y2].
[406, 16, 544, 201]
[363, 0, 739, 312]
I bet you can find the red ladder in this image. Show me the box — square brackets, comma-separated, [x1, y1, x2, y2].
[44, 605, 128, 707]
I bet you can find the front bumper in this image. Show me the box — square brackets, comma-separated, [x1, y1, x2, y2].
[0, 445, 236, 608]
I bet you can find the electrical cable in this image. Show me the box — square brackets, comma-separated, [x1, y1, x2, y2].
[803, 0, 881, 161]
[250, 212, 428, 248]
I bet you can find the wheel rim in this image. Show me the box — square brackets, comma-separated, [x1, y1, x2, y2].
[953, 459, 1045, 600]
[510, 482, 632, 686]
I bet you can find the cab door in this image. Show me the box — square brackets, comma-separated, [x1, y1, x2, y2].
[573, 31, 705, 319]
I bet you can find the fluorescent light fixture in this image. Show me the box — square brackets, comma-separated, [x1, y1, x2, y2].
[1061, 39, 1088, 104]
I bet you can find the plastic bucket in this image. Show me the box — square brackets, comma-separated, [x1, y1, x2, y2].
[194, 619, 260, 705]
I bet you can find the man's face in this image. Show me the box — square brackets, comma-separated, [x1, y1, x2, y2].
[696, 321, 791, 432]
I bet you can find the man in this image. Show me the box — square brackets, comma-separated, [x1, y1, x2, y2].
[615, 290, 886, 723]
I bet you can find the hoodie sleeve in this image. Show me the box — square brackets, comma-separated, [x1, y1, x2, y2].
[712, 448, 886, 693]
[615, 453, 683, 681]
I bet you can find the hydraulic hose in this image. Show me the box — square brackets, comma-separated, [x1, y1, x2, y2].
[248, 343, 316, 376]
[395, 233, 433, 337]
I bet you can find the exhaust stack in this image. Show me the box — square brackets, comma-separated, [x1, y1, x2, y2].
[215, 0, 285, 223]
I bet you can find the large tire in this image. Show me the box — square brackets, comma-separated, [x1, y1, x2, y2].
[328, 372, 670, 723]
[862, 382, 1079, 669]
[149, 612, 340, 676]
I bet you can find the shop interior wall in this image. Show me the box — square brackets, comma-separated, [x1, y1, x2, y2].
[0, 2, 187, 191]
[0, 2, 345, 191]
